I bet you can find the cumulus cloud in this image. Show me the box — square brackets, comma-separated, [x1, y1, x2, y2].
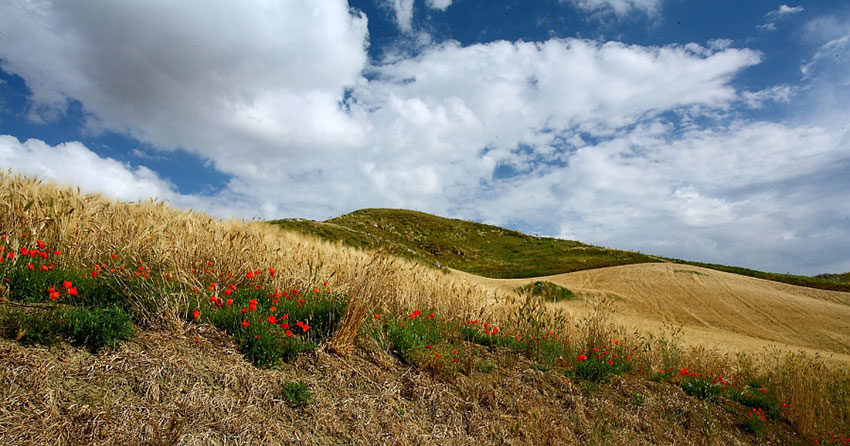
[426, 0, 453, 11]
[565, 0, 661, 18]
[0, 0, 369, 167]
[0, 135, 176, 202]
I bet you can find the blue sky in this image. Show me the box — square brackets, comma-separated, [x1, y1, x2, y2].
[1, 0, 848, 275]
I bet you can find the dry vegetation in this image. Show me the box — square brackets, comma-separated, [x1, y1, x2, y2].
[1, 171, 849, 444]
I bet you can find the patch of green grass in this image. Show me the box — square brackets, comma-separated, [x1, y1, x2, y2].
[515, 281, 576, 302]
[728, 382, 781, 420]
[680, 376, 724, 402]
[0, 307, 63, 346]
[61, 305, 134, 353]
[280, 380, 313, 408]
[673, 269, 705, 276]
[0, 304, 133, 353]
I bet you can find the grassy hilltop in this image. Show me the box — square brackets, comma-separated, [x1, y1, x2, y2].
[270, 208, 850, 292]
[1, 173, 849, 445]
[269, 208, 656, 278]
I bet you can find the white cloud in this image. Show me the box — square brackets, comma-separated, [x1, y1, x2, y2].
[0, 135, 176, 202]
[426, 0, 453, 11]
[741, 85, 796, 108]
[767, 4, 805, 19]
[383, 0, 416, 33]
[565, 0, 661, 18]
[0, 0, 369, 165]
[760, 4, 804, 31]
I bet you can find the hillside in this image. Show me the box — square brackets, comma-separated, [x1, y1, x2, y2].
[452, 263, 850, 361]
[2, 172, 849, 444]
[269, 208, 850, 292]
[269, 209, 656, 278]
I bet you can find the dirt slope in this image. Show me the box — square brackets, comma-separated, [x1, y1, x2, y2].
[452, 263, 850, 362]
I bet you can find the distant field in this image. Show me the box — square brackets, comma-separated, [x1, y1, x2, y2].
[452, 262, 850, 362]
[267, 208, 850, 292]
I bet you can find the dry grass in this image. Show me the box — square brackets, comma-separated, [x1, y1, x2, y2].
[0, 328, 803, 446]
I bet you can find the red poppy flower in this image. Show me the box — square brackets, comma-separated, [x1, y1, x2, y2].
[68, 287, 78, 296]
[576, 354, 587, 362]
[241, 320, 250, 327]
[36, 240, 45, 249]
[193, 310, 200, 319]
[266, 315, 277, 324]
[226, 298, 233, 306]
[246, 271, 254, 279]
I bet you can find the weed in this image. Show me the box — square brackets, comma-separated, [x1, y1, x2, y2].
[280, 380, 313, 408]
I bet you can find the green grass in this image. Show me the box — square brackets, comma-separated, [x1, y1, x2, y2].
[268, 208, 655, 279]
[280, 380, 313, 408]
[0, 305, 133, 353]
[268, 208, 850, 291]
[516, 281, 576, 302]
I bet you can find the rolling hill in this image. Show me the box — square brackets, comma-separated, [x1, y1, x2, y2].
[268, 208, 850, 292]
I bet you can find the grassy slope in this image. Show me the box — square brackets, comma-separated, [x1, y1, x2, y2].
[268, 209, 655, 279]
[268, 208, 850, 292]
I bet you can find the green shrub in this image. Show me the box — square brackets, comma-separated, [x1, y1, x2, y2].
[281, 380, 313, 408]
[516, 281, 575, 302]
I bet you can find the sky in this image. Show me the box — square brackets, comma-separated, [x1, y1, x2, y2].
[0, 1, 848, 275]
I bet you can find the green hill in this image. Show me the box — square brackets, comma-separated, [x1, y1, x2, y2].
[268, 208, 654, 279]
[267, 208, 850, 292]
